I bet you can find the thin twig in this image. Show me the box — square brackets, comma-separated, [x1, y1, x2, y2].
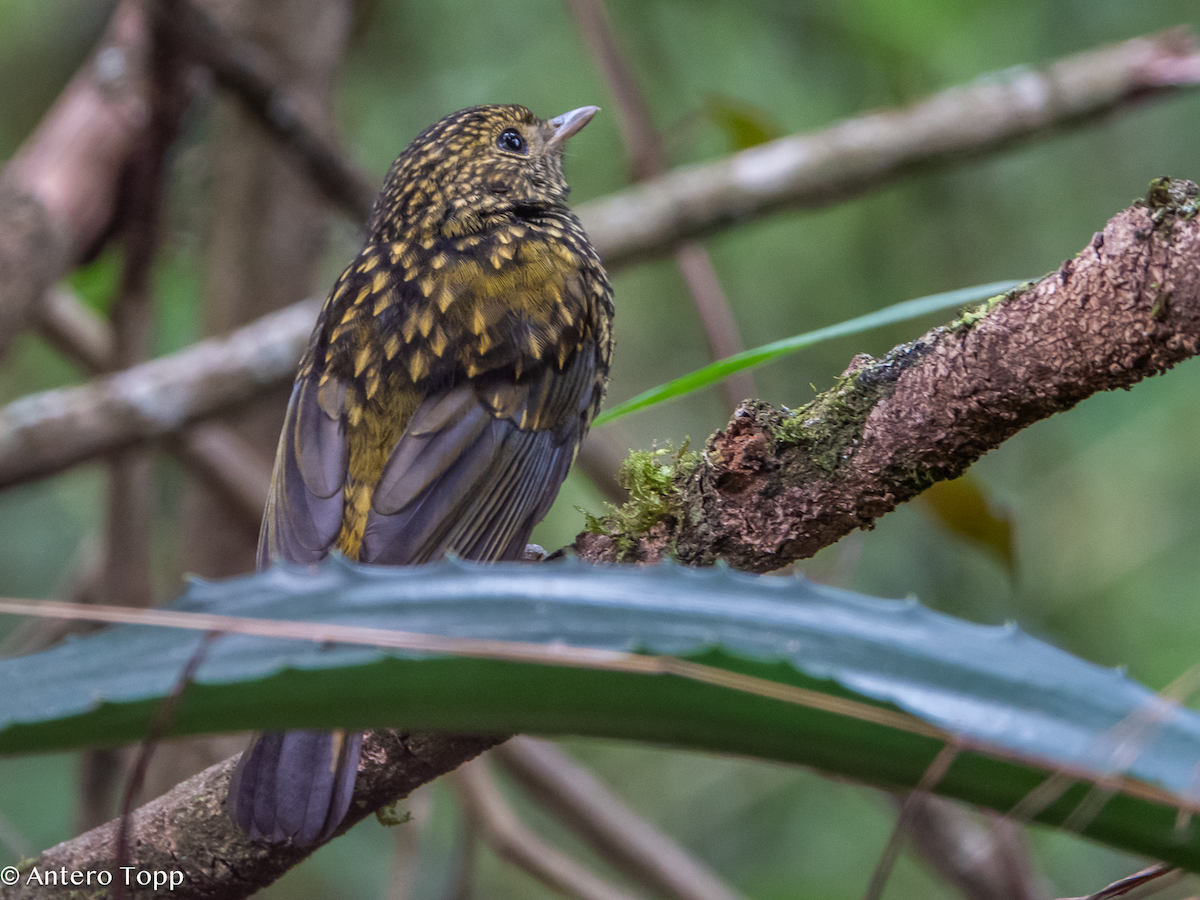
[1056, 863, 1181, 900]
[672, 243, 756, 407]
[1008, 683, 1187, 829]
[83, 4, 188, 836]
[562, 0, 663, 180]
[863, 744, 959, 900]
[902, 798, 1043, 900]
[101, 0, 187, 617]
[111, 632, 218, 900]
[169, 423, 270, 528]
[564, 0, 755, 411]
[495, 737, 747, 900]
[455, 756, 640, 900]
[441, 813, 479, 900]
[36, 286, 115, 372]
[150, 0, 375, 221]
[95, 0, 179, 604]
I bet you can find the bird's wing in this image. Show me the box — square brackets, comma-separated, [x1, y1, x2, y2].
[359, 344, 599, 565]
[257, 371, 349, 568]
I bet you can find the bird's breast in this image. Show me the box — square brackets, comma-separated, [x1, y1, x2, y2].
[318, 215, 609, 402]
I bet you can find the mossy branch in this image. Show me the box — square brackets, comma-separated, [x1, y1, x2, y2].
[575, 180, 1200, 572]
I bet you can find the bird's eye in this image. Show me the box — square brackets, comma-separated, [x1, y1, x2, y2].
[496, 128, 528, 155]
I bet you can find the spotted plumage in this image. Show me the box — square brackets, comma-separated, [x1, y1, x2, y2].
[227, 104, 612, 845]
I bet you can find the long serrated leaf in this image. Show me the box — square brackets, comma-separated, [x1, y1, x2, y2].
[594, 280, 1024, 425]
[1, 557, 1198, 869]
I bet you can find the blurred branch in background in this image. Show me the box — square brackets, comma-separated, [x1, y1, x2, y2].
[495, 737, 747, 900]
[0, 297, 318, 490]
[37, 288, 269, 525]
[0, 0, 147, 358]
[1, 31, 1196, 491]
[564, 0, 756, 413]
[582, 29, 1200, 267]
[440, 810, 479, 900]
[903, 797, 1043, 900]
[456, 756, 641, 900]
[383, 786, 431, 900]
[150, 0, 375, 222]
[100, 0, 190, 617]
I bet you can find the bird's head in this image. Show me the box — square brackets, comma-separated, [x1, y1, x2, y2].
[368, 104, 599, 240]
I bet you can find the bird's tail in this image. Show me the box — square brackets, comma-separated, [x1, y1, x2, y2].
[227, 729, 363, 845]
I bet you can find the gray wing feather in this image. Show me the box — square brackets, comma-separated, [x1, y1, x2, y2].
[360, 348, 596, 565]
[257, 376, 348, 568]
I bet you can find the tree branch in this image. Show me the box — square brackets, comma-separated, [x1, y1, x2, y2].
[0, 299, 318, 488]
[4, 731, 500, 900]
[575, 181, 1200, 570]
[36, 286, 271, 527]
[583, 29, 1200, 268]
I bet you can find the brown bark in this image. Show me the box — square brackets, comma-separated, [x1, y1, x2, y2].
[2, 731, 500, 900]
[575, 181, 1200, 571]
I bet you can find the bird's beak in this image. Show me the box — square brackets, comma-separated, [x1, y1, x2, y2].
[547, 106, 600, 150]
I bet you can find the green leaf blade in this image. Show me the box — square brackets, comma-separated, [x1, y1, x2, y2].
[2, 557, 1199, 868]
[594, 280, 1025, 425]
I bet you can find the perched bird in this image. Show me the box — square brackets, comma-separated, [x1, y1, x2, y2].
[226, 104, 613, 845]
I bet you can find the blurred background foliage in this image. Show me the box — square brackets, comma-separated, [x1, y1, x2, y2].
[2, 0, 1200, 897]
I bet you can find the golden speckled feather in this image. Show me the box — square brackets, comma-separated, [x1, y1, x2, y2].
[227, 104, 612, 846]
